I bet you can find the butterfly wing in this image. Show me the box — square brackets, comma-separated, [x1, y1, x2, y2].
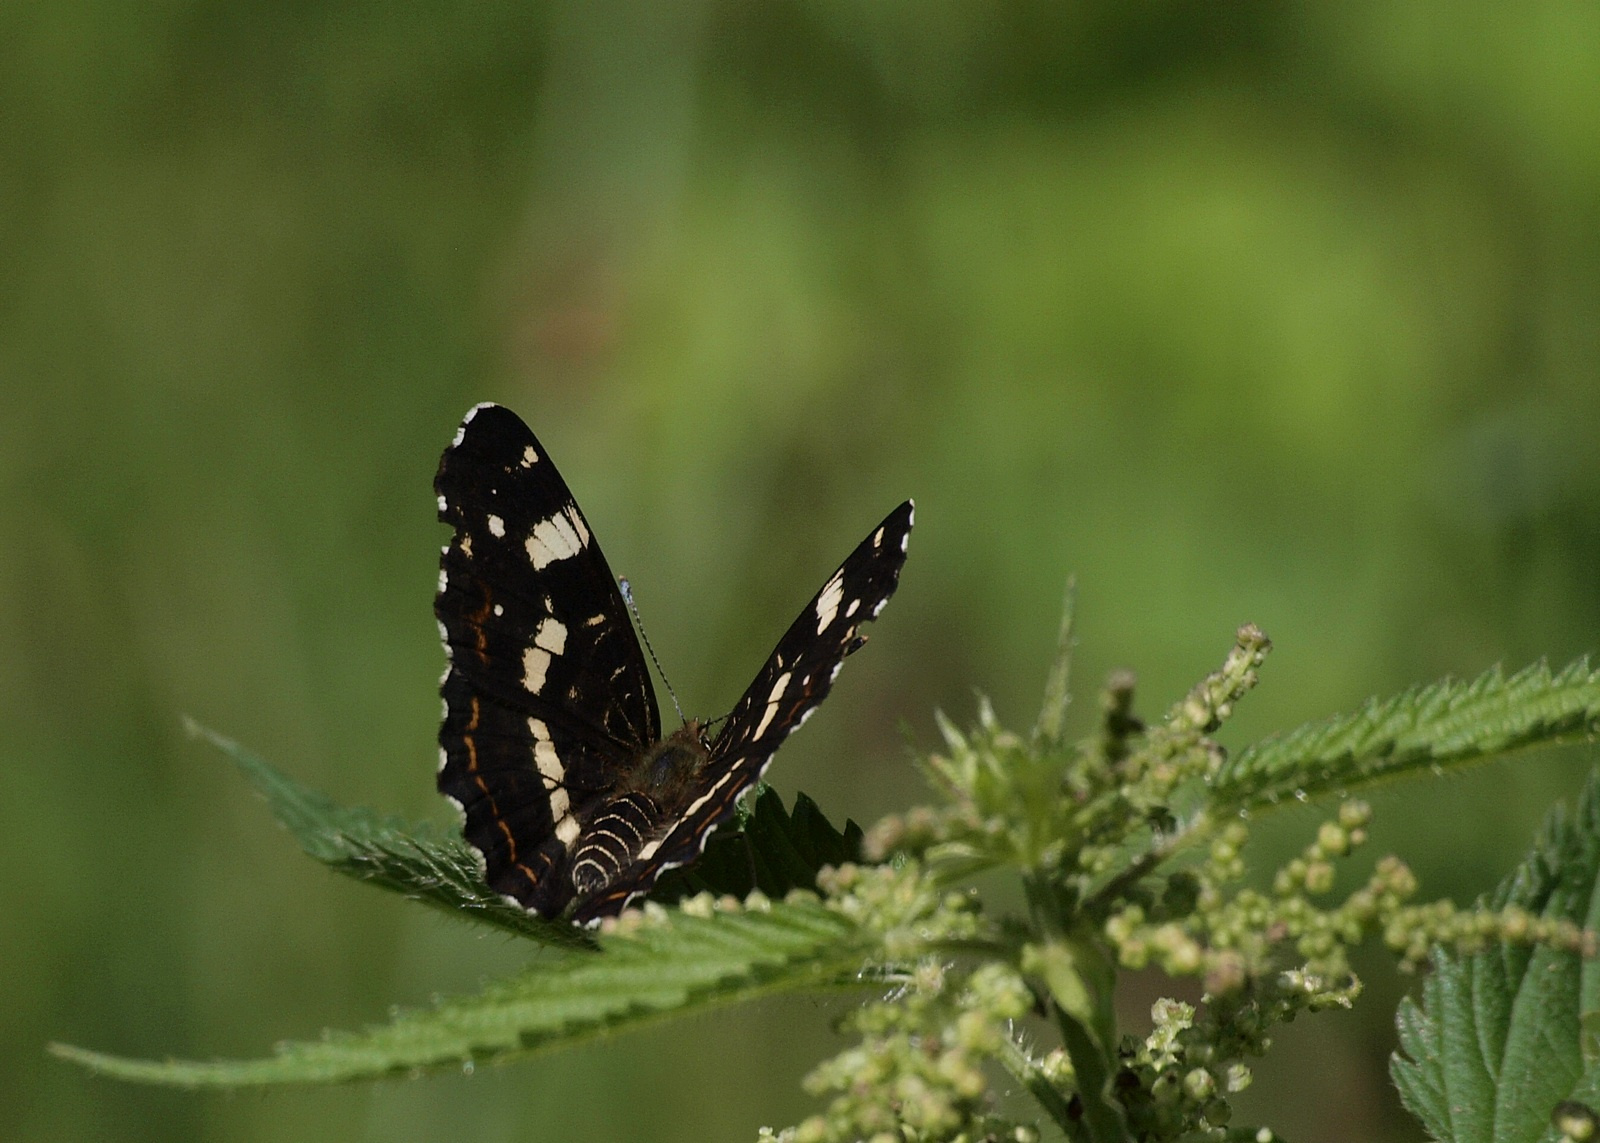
[435, 404, 660, 916]
[571, 500, 914, 924]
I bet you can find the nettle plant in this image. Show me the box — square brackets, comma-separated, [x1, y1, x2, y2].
[57, 606, 1600, 1143]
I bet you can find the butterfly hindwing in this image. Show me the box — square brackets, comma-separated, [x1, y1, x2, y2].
[435, 404, 660, 915]
[569, 500, 914, 924]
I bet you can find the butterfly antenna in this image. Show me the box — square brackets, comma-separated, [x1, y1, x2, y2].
[619, 577, 687, 725]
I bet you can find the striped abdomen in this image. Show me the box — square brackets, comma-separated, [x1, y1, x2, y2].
[571, 792, 662, 896]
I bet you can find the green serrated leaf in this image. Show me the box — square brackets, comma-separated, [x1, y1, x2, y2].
[1390, 767, 1600, 1143]
[52, 899, 864, 1086]
[186, 720, 586, 948]
[652, 787, 863, 902]
[1215, 660, 1600, 812]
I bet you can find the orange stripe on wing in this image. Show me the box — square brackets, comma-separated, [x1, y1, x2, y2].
[463, 695, 520, 864]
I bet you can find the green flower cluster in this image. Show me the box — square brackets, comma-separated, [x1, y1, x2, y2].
[764, 619, 1595, 1142]
[759, 959, 1039, 1143]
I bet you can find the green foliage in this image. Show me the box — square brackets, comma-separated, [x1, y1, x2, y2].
[54, 897, 862, 1085]
[192, 716, 863, 945]
[1215, 661, 1600, 813]
[652, 787, 864, 903]
[16, 5, 1600, 1140]
[57, 623, 1600, 1143]
[183, 719, 586, 949]
[1391, 771, 1600, 1143]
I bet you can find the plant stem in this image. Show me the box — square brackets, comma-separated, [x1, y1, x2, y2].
[1055, 1007, 1134, 1143]
[995, 1034, 1076, 1134]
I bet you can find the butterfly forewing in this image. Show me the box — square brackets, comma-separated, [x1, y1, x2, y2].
[435, 404, 660, 914]
[569, 500, 914, 924]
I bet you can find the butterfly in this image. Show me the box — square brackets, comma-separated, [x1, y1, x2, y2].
[434, 404, 912, 925]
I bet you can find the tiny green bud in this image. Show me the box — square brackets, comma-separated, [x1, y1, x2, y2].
[1317, 822, 1350, 856]
[1553, 1101, 1599, 1142]
[1500, 906, 1530, 941]
[1151, 997, 1195, 1028]
[1151, 1069, 1183, 1104]
[679, 892, 715, 918]
[1337, 800, 1371, 829]
[861, 816, 905, 861]
[1119, 937, 1150, 970]
[1040, 1048, 1074, 1083]
[914, 961, 946, 995]
[1183, 1068, 1215, 1100]
[1304, 860, 1335, 895]
[1204, 950, 1249, 996]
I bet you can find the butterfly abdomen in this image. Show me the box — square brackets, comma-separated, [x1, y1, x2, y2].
[571, 792, 663, 896]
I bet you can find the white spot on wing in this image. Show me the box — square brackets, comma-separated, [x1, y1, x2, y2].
[487, 514, 506, 538]
[549, 786, 570, 821]
[556, 816, 581, 845]
[437, 494, 449, 514]
[523, 647, 551, 693]
[754, 671, 792, 739]
[493, 603, 504, 617]
[845, 598, 861, 618]
[636, 838, 661, 862]
[521, 445, 539, 467]
[873, 526, 884, 548]
[528, 719, 564, 785]
[526, 507, 588, 569]
[815, 569, 846, 634]
[534, 617, 568, 655]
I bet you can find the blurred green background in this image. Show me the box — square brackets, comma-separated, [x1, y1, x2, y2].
[6, 2, 1600, 1140]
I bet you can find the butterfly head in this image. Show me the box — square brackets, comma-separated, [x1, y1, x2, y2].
[633, 720, 711, 804]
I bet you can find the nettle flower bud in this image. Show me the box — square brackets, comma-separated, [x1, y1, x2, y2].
[1553, 1101, 1599, 1142]
[1316, 821, 1350, 857]
[1204, 950, 1249, 996]
[1499, 906, 1531, 941]
[1303, 861, 1335, 895]
[1183, 1067, 1216, 1100]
